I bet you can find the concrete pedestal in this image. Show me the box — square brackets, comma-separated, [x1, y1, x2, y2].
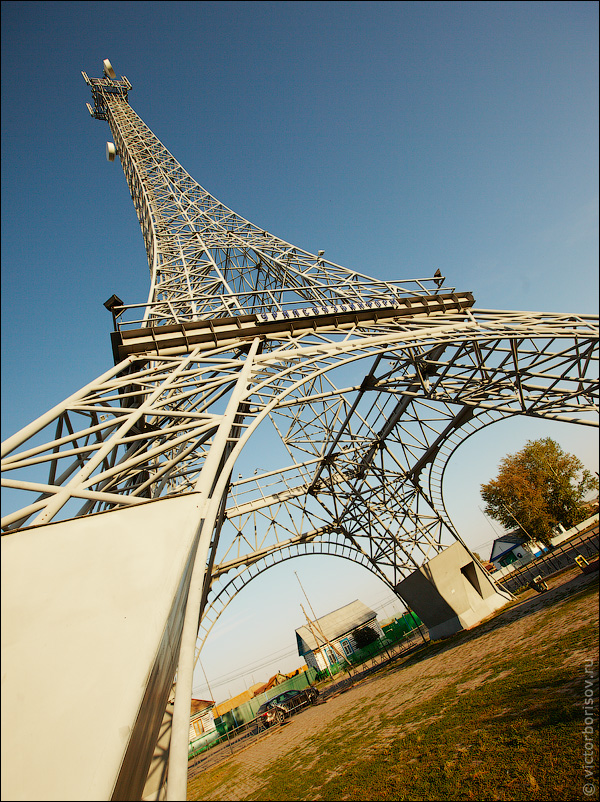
[395, 541, 512, 640]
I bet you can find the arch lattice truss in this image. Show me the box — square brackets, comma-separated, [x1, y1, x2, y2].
[2, 68, 598, 652]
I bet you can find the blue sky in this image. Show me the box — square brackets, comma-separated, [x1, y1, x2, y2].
[2, 1, 598, 701]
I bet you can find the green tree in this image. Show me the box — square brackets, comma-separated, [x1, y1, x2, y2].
[481, 437, 598, 545]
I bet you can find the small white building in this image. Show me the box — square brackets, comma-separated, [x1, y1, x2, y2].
[189, 698, 216, 743]
[489, 532, 546, 570]
[295, 600, 383, 671]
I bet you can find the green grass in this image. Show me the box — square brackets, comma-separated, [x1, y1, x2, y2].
[188, 760, 242, 799]
[188, 579, 599, 801]
[245, 652, 594, 800]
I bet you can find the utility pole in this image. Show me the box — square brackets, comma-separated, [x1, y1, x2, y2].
[197, 659, 216, 706]
[300, 604, 334, 679]
[295, 572, 351, 671]
[295, 571, 319, 622]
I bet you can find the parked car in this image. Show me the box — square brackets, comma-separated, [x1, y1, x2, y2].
[256, 687, 319, 730]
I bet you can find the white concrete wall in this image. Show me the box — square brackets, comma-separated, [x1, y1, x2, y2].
[1, 493, 205, 801]
[550, 513, 599, 547]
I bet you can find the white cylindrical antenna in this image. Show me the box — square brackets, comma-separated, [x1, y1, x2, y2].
[103, 59, 116, 79]
[106, 142, 116, 162]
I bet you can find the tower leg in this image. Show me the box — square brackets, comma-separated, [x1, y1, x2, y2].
[141, 701, 173, 801]
[166, 338, 260, 801]
[0, 494, 207, 802]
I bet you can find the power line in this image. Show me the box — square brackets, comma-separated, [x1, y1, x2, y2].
[193, 645, 300, 694]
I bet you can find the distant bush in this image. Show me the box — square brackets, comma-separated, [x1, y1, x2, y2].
[352, 625, 380, 649]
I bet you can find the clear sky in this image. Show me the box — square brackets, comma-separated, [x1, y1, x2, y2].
[2, 1, 598, 702]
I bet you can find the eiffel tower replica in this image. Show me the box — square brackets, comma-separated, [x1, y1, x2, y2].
[2, 60, 598, 801]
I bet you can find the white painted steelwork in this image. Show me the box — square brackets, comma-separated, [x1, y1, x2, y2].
[1, 494, 207, 801]
[1, 60, 598, 801]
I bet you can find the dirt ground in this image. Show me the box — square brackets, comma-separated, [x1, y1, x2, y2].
[188, 566, 599, 801]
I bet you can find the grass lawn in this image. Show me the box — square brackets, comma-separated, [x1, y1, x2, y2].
[188, 577, 599, 801]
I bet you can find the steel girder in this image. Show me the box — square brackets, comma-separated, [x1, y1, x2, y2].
[3, 308, 597, 684]
[3, 308, 597, 534]
[195, 310, 598, 648]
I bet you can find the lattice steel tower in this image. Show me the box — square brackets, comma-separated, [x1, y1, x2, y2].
[2, 60, 598, 801]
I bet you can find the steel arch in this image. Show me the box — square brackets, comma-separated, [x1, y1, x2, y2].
[195, 530, 392, 656]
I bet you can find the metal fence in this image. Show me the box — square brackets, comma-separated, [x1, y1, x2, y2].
[494, 526, 599, 595]
[188, 625, 430, 771]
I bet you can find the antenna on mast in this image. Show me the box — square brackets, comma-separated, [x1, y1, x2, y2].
[103, 59, 116, 79]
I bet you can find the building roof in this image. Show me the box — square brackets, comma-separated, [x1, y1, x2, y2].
[251, 672, 288, 696]
[214, 689, 254, 717]
[295, 599, 377, 656]
[190, 698, 214, 715]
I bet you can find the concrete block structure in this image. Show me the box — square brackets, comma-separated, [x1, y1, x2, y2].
[1, 495, 204, 802]
[395, 541, 512, 640]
